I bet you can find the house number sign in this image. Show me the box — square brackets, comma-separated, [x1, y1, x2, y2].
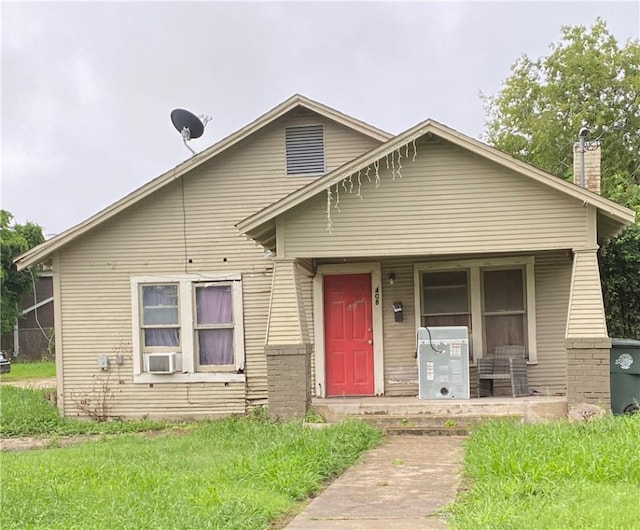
[375, 287, 380, 305]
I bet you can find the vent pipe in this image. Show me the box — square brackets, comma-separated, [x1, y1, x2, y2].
[578, 127, 589, 189]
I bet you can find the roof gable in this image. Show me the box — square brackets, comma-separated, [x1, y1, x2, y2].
[237, 119, 635, 245]
[15, 95, 391, 270]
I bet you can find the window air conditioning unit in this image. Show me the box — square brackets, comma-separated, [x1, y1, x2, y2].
[144, 352, 182, 374]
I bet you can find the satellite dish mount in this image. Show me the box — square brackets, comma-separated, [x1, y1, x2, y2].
[170, 109, 212, 155]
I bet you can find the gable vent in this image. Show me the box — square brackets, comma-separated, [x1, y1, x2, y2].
[286, 125, 325, 175]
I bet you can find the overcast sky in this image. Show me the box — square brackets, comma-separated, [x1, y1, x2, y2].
[2, 1, 639, 237]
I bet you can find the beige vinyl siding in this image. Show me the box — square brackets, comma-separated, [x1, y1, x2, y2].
[265, 260, 309, 345]
[528, 251, 571, 394]
[55, 114, 380, 418]
[566, 250, 608, 338]
[281, 139, 589, 257]
[296, 262, 316, 392]
[240, 272, 271, 404]
[381, 260, 419, 396]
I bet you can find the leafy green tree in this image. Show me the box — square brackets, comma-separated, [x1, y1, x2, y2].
[599, 185, 640, 338]
[1, 210, 45, 335]
[483, 18, 640, 338]
[483, 18, 639, 193]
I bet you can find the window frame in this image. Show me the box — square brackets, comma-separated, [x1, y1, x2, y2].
[414, 257, 537, 363]
[131, 274, 245, 384]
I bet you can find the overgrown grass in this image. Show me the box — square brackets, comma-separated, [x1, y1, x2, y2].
[0, 386, 168, 437]
[1, 417, 382, 529]
[450, 416, 640, 529]
[0, 360, 55, 381]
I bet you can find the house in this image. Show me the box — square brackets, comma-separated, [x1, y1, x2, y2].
[0, 270, 54, 361]
[15, 95, 635, 420]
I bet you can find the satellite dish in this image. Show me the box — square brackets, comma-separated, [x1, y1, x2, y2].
[170, 108, 211, 155]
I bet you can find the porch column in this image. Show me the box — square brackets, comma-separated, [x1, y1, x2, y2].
[265, 258, 312, 419]
[565, 249, 611, 408]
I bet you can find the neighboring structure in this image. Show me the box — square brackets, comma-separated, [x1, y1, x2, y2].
[0, 271, 54, 361]
[15, 95, 635, 419]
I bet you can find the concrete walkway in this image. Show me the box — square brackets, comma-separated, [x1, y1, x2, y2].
[286, 435, 466, 529]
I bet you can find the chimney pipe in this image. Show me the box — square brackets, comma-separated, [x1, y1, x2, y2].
[578, 127, 589, 189]
[573, 131, 601, 195]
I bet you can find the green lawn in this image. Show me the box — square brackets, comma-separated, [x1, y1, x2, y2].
[1, 416, 381, 529]
[449, 415, 640, 529]
[0, 385, 169, 437]
[0, 360, 55, 381]
[0, 386, 382, 529]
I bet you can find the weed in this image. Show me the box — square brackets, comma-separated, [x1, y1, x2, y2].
[70, 372, 114, 421]
[248, 405, 271, 422]
[399, 417, 415, 427]
[304, 408, 326, 424]
[45, 437, 62, 449]
[392, 458, 405, 465]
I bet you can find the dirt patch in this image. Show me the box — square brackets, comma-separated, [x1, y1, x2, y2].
[1, 434, 102, 452]
[1, 428, 193, 452]
[1, 377, 57, 389]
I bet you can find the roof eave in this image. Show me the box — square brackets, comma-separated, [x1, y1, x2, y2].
[15, 94, 392, 271]
[237, 119, 636, 236]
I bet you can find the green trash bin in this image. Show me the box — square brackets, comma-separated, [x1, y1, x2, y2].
[610, 338, 640, 414]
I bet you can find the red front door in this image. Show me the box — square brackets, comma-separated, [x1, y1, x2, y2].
[324, 273, 374, 396]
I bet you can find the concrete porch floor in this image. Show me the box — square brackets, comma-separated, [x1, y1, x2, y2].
[311, 395, 568, 424]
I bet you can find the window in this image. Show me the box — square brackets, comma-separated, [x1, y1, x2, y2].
[286, 125, 325, 175]
[421, 270, 473, 359]
[141, 284, 180, 349]
[422, 270, 471, 329]
[415, 258, 537, 363]
[482, 268, 526, 356]
[195, 284, 234, 369]
[131, 275, 245, 383]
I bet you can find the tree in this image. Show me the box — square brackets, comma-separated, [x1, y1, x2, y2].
[599, 188, 640, 338]
[483, 18, 639, 193]
[483, 18, 640, 338]
[0, 210, 45, 335]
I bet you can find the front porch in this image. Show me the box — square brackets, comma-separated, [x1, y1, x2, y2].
[311, 395, 568, 429]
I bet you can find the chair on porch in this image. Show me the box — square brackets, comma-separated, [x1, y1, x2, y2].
[477, 345, 528, 398]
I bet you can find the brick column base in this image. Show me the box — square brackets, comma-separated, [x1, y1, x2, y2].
[265, 344, 311, 420]
[566, 338, 611, 409]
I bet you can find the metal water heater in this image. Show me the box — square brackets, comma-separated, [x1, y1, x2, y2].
[417, 326, 470, 400]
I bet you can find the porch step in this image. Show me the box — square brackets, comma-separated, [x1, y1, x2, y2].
[311, 396, 568, 428]
[356, 414, 521, 436]
[384, 425, 472, 436]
